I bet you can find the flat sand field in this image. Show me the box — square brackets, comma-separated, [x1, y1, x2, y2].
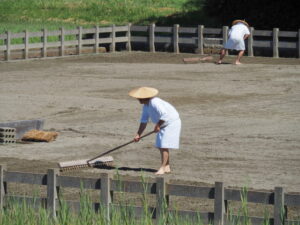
[0, 52, 299, 193]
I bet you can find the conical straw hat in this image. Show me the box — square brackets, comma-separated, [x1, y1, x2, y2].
[128, 87, 159, 99]
[232, 19, 249, 27]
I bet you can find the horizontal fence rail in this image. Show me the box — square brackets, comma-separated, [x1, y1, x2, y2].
[0, 165, 299, 225]
[0, 24, 299, 61]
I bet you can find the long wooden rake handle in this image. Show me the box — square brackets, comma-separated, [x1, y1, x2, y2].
[87, 130, 156, 164]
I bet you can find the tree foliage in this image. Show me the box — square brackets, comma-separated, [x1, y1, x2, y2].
[203, 0, 299, 30]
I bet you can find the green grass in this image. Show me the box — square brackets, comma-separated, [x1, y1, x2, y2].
[0, 0, 191, 33]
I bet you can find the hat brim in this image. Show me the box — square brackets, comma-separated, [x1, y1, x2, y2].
[129, 87, 159, 99]
[232, 20, 249, 27]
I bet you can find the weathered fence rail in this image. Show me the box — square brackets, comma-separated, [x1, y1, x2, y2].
[0, 24, 299, 61]
[0, 165, 299, 225]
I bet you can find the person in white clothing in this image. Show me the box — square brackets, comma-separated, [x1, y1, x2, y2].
[217, 20, 251, 65]
[129, 87, 181, 175]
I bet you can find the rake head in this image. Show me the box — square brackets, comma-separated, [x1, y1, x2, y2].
[58, 156, 114, 171]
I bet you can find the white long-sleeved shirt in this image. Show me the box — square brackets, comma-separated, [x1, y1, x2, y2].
[140, 97, 180, 124]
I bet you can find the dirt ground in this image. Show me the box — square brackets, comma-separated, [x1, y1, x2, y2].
[0, 52, 299, 195]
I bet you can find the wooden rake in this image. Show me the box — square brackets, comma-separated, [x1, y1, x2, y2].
[58, 130, 156, 171]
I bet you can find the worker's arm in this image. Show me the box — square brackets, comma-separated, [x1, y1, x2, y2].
[154, 120, 165, 133]
[134, 122, 147, 142]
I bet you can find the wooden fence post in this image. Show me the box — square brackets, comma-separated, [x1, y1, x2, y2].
[42, 28, 48, 58]
[95, 26, 100, 54]
[149, 23, 155, 52]
[273, 28, 279, 58]
[0, 165, 7, 210]
[60, 27, 65, 57]
[126, 23, 132, 52]
[110, 24, 115, 52]
[156, 177, 168, 222]
[197, 25, 204, 55]
[173, 24, 179, 54]
[101, 173, 112, 223]
[47, 168, 59, 219]
[298, 29, 300, 58]
[248, 27, 254, 57]
[274, 187, 286, 225]
[6, 31, 11, 61]
[214, 182, 225, 225]
[24, 30, 29, 59]
[223, 26, 228, 55]
[78, 26, 82, 55]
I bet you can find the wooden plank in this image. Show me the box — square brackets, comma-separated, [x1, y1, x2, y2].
[4, 171, 47, 185]
[46, 42, 61, 47]
[65, 29, 79, 35]
[214, 182, 225, 225]
[170, 210, 213, 224]
[24, 30, 29, 59]
[156, 177, 168, 221]
[274, 187, 286, 225]
[131, 25, 148, 32]
[99, 27, 113, 33]
[248, 27, 254, 57]
[273, 28, 279, 58]
[6, 31, 11, 60]
[115, 36, 128, 43]
[155, 26, 172, 33]
[28, 31, 43, 37]
[179, 27, 197, 34]
[0, 33, 7, 39]
[82, 39, 96, 45]
[115, 25, 129, 32]
[126, 23, 131, 51]
[42, 28, 47, 58]
[253, 30, 272, 36]
[60, 27, 64, 56]
[149, 23, 155, 52]
[10, 44, 25, 50]
[131, 36, 148, 42]
[226, 215, 268, 225]
[155, 36, 172, 43]
[298, 29, 300, 58]
[63, 40, 78, 46]
[169, 184, 214, 198]
[47, 169, 59, 218]
[278, 41, 297, 48]
[0, 165, 7, 209]
[4, 195, 46, 208]
[111, 180, 156, 194]
[11, 33, 25, 38]
[30, 43, 43, 48]
[113, 204, 155, 218]
[100, 173, 112, 222]
[285, 193, 300, 206]
[98, 37, 113, 44]
[78, 26, 82, 55]
[47, 30, 60, 36]
[173, 24, 179, 53]
[82, 27, 96, 34]
[180, 37, 197, 45]
[279, 31, 297, 38]
[204, 28, 222, 35]
[198, 25, 204, 54]
[225, 188, 274, 204]
[61, 200, 100, 213]
[110, 24, 115, 52]
[253, 40, 272, 48]
[0, 46, 6, 51]
[57, 176, 100, 189]
[95, 26, 99, 53]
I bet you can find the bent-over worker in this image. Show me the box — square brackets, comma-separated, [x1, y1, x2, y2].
[217, 19, 251, 65]
[129, 87, 181, 175]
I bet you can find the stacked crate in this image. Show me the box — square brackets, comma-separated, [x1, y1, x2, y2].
[0, 127, 16, 144]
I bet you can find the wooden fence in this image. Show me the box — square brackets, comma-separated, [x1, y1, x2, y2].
[0, 165, 299, 225]
[0, 24, 299, 61]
